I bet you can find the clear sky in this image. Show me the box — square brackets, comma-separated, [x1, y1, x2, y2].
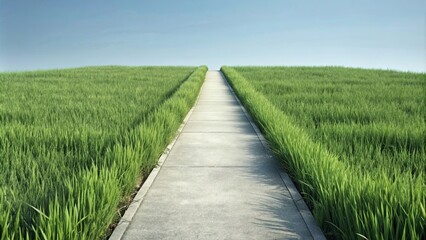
[1, 0, 425, 72]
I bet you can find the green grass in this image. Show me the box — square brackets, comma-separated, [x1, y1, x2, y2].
[0, 65, 207, 239]
[221, 66, 425, 240]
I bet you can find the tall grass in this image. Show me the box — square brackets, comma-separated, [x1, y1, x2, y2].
[221, 66, 425, 239]
[0, 66, 207, 239]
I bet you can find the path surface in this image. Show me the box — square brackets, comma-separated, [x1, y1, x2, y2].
[117, 71, 323, 240]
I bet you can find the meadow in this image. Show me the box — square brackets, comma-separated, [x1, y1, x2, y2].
[221, 66, 425, 239]
[0, 66, 207, 239]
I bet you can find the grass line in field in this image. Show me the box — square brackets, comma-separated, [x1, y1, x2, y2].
[221, 66, 425, 240]
[0, 66, 208, 239]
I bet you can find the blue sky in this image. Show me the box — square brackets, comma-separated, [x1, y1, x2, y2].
[0, 0, 425, 72]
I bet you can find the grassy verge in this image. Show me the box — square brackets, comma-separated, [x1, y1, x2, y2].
[0, 66, 207, 239]
[221, 66, 425, 240]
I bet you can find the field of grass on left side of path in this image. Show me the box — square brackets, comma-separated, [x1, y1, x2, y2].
[0, 66, 208, 239]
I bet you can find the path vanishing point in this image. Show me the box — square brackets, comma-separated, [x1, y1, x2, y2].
[110, 70, 325, 240]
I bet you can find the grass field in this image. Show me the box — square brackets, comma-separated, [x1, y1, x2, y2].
[0, 66, 207, 239]
[222, 66, 425, 240]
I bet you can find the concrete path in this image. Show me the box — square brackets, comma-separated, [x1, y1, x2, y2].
[115, 71, 324, 240]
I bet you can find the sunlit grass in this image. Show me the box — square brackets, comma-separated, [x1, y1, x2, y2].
[0, 65, 207, 239]
[222, 66, 425, 240]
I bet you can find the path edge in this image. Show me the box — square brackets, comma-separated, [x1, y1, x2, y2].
[109, 94, 201, 240]
[220, 70, 326, 240]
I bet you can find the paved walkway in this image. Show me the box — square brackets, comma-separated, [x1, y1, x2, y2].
[115, 71, 324, 240]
